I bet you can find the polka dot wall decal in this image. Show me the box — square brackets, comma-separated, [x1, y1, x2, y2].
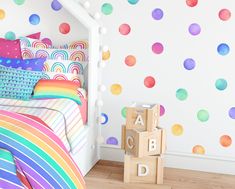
[215, 78, 227, 91]
[217, 43, 230, 56]
[172, 124, 184, 136]
[152, 8, 164, 20]
[42, 38, 52, 46]
[0, 9, 5, 20]
[29, 14, 40, 25]
[102, 50, 111, 61]
[192, 145, 205, 155]
[144, 76, 155, 88]
[197, 109, 209, 122]
[228, 107, 235, 119]
[176, 88, 188, 101]
[59, 23, 70, 34]
[121, 107, 127, 118]
[101, 113, 109, 125]
[106, 137, 118, 145]
[101, 3, 113, 15]
[188, 23, 201, 35]
[119, 24, 131, 35]
[111, 84, 122, 95]
[220, 135, 232, 147]
[128, 0, 139, 5]
[160, 105, 165, 116]
[125, 55, 136, 66]
[219, 9, 231, 21]
[51, 0, 63, 11]
[152, 42, 164, 54]
[13, 0, 25, 5]
[186, 0, 198, 7]
[4, 31, 16, 40]
[184, 58, 196, 70]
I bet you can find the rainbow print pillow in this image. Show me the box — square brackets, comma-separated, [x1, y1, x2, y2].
[33, 79, 82, 105]
[58, 39, 88, 49]
[20, 36, 51, 48]
[21, 46, 88, 61]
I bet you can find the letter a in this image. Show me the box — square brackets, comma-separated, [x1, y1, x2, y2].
[135, 114, 144, 126]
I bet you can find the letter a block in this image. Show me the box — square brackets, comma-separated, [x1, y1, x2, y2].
[124, 154, 164, 184]
[124, 126, 166, 157]
[126, 103, 160, 132]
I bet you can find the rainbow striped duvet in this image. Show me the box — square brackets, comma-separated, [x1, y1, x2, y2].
[0, 110, 86, 189]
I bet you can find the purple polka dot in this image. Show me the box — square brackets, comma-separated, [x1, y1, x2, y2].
[229, 107, 235, 119]
[106, 137, 118, 145]
[51, 0, 62, 11]
[41, 38, 52, 46]
[152, 8, 164, 20]
[188, 23, 201, 35]
[160, 105, 165, 116]
[184, 58, 196, 70]
[152, 42, 164, 54]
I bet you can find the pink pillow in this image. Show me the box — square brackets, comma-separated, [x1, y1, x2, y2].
[0, 32, 41, 59]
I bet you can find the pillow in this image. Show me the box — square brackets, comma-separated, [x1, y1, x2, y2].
[58, 39, 88, 49]
[0, 33, 41, 59]
[0, 65, 44, 100]
[0, 56, 46, 71]
[33, 79, 82, 105]
[43, 72, 84, 88]
[21, 46, 88, 61]
[20, 36, 51, 48]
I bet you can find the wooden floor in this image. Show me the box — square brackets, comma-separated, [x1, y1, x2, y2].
[85, 160, 235, 189]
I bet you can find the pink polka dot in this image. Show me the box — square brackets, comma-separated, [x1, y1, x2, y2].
[152, 42, 164, 54]
[160, 105, 165, 116]
[144, 76, 155, 88]
[219, 9, 231, 21]
[186, 0, 198, 7]
[41, 38, 52, 46]
[119, 24, 131, 35]
[59, 23, 70, 34]
[125, 55, 136, 66]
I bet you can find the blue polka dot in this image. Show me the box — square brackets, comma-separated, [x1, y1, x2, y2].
[106, 137, 118, 145]
[101, 113, 108, 125]
[183, 58, 196, 70]
[217, 43, 230, 56]
[29, 14, 40, 25]
[51, 0, 62, 11]
[128, 0, 139, 5]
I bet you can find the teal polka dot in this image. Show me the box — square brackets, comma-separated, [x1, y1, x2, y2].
[176, 88, 188, 101]
[13, 0, 25, 5]
[128, 0, 139, 5]
[215, 78, 227, 91]
[5, 31, 16, 40]
[121, 107, 127, 118]
[197, 109, 209, 122]
[101, 3, 113, 15]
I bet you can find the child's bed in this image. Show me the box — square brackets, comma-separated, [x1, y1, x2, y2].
[0, 0, 100, 188]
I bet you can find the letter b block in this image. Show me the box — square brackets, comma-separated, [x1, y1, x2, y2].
[124, 154, 164, 184]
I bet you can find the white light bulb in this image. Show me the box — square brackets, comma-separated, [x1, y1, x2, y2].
[99, 85, 106, 92]
[99, 27, 107, 34]
[82, 1, 90, 9]
[93, 12, 101, 20]
[96, 100, 104, 107]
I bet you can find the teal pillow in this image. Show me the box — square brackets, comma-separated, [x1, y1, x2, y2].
[0, 65, 44, 100]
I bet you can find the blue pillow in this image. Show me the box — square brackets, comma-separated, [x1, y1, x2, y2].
[0, 56, 46, 71]
[0, 65, 44, 100]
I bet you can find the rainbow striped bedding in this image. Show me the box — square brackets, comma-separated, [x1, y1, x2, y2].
[0, 110, 86, 189]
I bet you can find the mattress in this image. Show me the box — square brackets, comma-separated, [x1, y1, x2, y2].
[0, 98, 85, 153]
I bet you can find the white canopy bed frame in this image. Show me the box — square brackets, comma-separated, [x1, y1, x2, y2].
[59, 0, 101, 175]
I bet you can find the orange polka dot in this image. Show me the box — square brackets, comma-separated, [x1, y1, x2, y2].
[172, 124, 184, 136]
[220, 135, 232, 147]
[0, 9, 5, 20]
[102, 50, 110, 61]
[125, 55, 136, 66]
[110, 84, 122, 95]
[192, 145, 205, 155]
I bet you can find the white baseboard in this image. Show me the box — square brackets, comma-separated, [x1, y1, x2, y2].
[100, 145, 235, 175]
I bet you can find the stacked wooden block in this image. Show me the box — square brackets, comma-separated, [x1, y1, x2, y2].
[121, 103, 166, 184]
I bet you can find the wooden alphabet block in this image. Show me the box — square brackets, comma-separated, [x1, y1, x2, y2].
[124, 127, 166, 157]
[126, 103, 160, 132]
[124, 154, 164, 184]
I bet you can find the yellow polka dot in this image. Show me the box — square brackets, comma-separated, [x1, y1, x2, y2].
[102, 50, 110, 61]
[192, 145, 205, 155]
[111, 84, 122, 95]
[172, 124, 183, 136]
[0, 9, 6, 20]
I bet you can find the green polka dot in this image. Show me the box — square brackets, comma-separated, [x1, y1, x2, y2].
[215, 78, 227, 91]
[13, 0, 25, 5]
[176, 88, 188, 101]
[5, 31, 16, 40]
[197, 109, 209, 122]
[121, 107, 127, 118]
[101, 3, 113, 15]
